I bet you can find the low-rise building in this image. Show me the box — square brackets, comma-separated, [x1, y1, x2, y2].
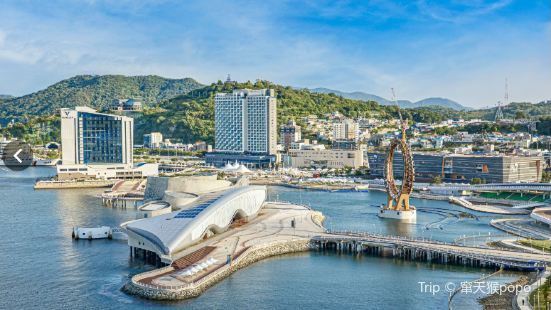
[285, 148, 364, 169]
[280, 120, 301, 152]
[332, 140, 359, 150]
[367, 152, 543, 183]
[143, 132, 163, 148]
[111, 98, 143, 111]
[56, 163, 159, 180]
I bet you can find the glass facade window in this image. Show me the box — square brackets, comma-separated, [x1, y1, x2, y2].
[215, 94, 244, 153]
[79, 112, 124, 164]
[247, 98, 268, 153]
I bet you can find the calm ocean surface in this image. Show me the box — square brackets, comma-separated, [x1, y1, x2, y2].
[0, 168, 520, 309]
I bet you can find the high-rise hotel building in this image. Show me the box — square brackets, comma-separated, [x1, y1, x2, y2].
[207, 89, 277, 168]
[57, 107, 157, 180]
[60, 106, 133, 165]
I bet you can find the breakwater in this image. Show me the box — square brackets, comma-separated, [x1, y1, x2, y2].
[123, 239, 310, 300]
[34, 179, 115, 189]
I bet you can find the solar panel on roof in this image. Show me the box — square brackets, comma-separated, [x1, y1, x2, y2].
[173, 196, 223, 219]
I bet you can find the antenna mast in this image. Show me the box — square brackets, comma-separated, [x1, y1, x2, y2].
[391, 88, 407, 141]
[505, 78, 509, 105]
[494, 78, 507, 122]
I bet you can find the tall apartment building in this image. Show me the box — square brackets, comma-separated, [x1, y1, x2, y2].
[207, 89, 277, 168]
[58, 107, 157, 180]
[214, 89, 277, 154]
[143, 132, 163, 148]
[333, 119, 358, 141]
[280, 120, 301, 152]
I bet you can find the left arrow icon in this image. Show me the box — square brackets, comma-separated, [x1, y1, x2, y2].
[1, 141, 33, 171]
[14, 149, 23, 163]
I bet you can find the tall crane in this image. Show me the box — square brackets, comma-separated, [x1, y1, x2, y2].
[391, 88, 407, 142]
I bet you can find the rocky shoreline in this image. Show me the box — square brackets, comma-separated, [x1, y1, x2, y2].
[478, 275, 533, 310]
[122, 239, 311, 300]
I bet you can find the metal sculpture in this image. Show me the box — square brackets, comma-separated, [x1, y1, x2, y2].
[383, 92, 415, 211]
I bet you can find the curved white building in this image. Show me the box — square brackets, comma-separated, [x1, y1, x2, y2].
[123, 185, 266, 262]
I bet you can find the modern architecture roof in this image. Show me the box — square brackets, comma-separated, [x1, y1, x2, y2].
[124, 185, 267, 257]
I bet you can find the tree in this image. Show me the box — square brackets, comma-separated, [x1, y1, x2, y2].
[515, 111, 528, 120]
[470, 178, 482, 185]
[431, 175, 442, 185]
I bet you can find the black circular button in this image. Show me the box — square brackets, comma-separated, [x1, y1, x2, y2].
[2, 141, 33, 171]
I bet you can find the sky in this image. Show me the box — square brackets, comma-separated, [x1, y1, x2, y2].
[0, 0, 549, 108]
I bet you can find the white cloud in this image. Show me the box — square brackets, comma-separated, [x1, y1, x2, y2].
[0, 30, 5, 46]
[0, 0, 548, 107]
[416, 0, 513, 23]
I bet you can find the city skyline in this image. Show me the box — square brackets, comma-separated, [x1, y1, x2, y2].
[0, 0, 549, 107]
[3, 2, 551, 309]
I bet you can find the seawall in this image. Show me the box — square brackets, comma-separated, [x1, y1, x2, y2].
[34, 180, 115, 189]
[122, 239, 311, 300]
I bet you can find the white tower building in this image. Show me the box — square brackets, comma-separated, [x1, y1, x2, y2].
[214, 89, 277, 155]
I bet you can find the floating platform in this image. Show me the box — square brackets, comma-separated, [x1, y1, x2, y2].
[377, 207, 417, 221]
[72, 226, 127, 240]
[72, 226, 112, 240]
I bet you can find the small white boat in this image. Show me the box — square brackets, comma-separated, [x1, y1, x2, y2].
[72, 226, 112, 240]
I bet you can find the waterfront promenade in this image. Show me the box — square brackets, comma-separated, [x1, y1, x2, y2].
[124, 201, 551, 301]
[124, 202, 326, 300]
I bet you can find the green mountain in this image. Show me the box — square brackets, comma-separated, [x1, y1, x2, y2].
[0, 75, 204, 117]
[134, 80, 395, 144]
[2, 75, 549, 145]
[311, 87, 471, 111]
[132, 80, 474, 144]
[466, 101, 551, 120]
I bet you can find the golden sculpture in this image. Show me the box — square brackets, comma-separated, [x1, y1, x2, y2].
[383, 110, 415, 212]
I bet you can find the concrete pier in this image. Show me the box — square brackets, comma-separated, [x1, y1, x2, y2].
[123, 202, 325, 300]
[311, 232, 550, 271]
[122, 205, 551, 301]
[34, 179, 115, 189]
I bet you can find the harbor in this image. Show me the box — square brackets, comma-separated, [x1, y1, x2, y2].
[120, 195, 550, 301]
[2, 168, 550, 310]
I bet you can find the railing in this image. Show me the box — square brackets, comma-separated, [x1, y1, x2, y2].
[317, 231, 549, 266]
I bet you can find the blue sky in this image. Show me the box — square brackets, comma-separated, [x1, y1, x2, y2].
[0, 0, 549, 107]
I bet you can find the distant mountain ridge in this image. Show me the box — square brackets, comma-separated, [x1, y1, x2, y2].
[0, 75, 204, 116]
[311, 87, 471, 111]
[0, 94, 13, 99]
